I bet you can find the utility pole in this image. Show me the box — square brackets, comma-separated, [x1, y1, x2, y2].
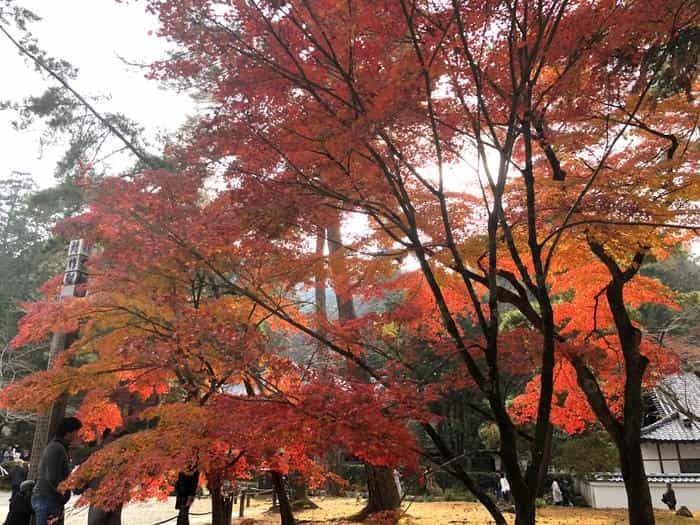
[28, 239, 90, 478]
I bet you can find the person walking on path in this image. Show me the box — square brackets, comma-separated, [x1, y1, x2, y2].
[499, 473, 510, 503]
[87, 486, 122, 525]
[3, 480, 34, 525]
[31, 417, 82, 525]
[661, 482, 677, 511]
[174, 470, 199, 525]
[87, 429, 123, 525]
[9, 462, 27, 498]
[551, 479, 563, 505]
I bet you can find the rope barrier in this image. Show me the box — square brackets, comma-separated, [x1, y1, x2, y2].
[148, 510, 213, 525]
[66, 486, 280, 525]
[145, 489, 277, 525]
[149, 514, 178, 525]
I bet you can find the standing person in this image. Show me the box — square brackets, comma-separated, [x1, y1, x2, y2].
[551, 479, 563, 505]
[3, 480, 34, 525]
[392, 469, 402, 497]
[31, 416, 82, 525]
[9, 462, 28, 498]
[559, 478, 572, 506]
[87, 490, 122, 525]
[499, 473, 510, 503]
[87, 430, 122, 525]
[661, 482, 677, 511]
[174, 469, 199, 525]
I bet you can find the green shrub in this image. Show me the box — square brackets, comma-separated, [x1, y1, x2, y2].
[442, 488, 475, 501]
[572, 495, 589, 507]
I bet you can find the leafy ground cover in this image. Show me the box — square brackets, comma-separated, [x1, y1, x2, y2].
[75, 495, 700, 525]
[242, 497, 700, 525]
[1, 490, 697, 524]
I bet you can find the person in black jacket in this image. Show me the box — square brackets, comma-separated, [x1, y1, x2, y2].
[86, 429, 123, 525]
[661, 482, 677, 511]
[31, 416, 82, 525]
[174, 470, 199, 525]
[4, 479, 34, 525]
[9, 463, 27, 498]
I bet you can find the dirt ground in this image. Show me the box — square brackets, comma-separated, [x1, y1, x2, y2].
[1, 492, 697, 524]
[240, 497, 700, 525]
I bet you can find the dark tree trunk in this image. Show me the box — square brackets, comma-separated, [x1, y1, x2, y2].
[574, 353, 655, 525]
[271, 471, 295, 525]
[486, 387, 538, 525]
[536, 423, 554, 495]
[575, 243, 656, 525]
[619, 432, 655, 525]
[290, 473, 319, 510]
[355, 464, 401, 519]
[452, 468, 507, 525]
[616, 345, 655, 525]
[422, 423, 507, 525]
[326, 219, 357, 321]
[505, 451, 536, 525]
[324, 448, 346, 496]
[512, 497, 535, 525]
[209, 483, 233, 525]
[290, 477, 307, 501]
[327, 218, 400, 516]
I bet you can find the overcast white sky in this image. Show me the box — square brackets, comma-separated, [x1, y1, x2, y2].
[0, 0, 196, 189]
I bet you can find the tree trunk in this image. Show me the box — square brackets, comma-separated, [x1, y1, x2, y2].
[422, 423, 507, 525]
[578, 243, 656, 525]
[536, 423, 554, 495]
[354, 464, 401, 519]
[290, 473, 319, 510]
[452, 468, 506, 525]
[511, 490, 536, 525]
[271, 471, 295, 525]
[326, 218, 401, 516]
[616, 352, 655, 525]
[619, 434, 655, 525]
[574, 355, 656, 525]
[209, 483, 233, 525]
[323, 448, 346, 496]
[314, 229, 327, 318]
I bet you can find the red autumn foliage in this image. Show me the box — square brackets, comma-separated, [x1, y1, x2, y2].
[2, 2, 697, 524]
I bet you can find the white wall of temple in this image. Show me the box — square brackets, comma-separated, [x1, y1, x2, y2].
[642, 442, 700, 474]
[581, 480, 700, 509]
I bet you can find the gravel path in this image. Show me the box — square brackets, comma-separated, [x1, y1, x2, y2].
[0, 490, 275, 525]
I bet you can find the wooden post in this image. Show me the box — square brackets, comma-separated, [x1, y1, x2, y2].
[246, 492, 251, 507]
[239, 490, 246, 518]
[27, 240, 90, 479]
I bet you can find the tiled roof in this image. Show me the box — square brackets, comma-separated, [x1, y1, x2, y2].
[641, 373, 700, 442]
[588, 473, 700, 484]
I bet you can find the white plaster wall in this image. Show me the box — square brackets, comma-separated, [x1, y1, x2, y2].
[583, 482, 628, 509]
[581, 481, 700, 510]
[659, 443, 681, 472]
[642, 442, 700, 473]
[578, 479, 596, 507]
[649, 482, 699, 510]
[642, 443, 662, 473]
[680, 442, 700, 459]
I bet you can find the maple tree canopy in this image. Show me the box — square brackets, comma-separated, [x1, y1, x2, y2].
[1, 0, 697, 521]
